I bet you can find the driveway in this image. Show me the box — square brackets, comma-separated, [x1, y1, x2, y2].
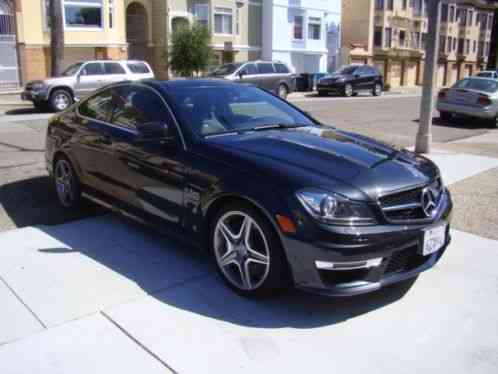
[0, 151, 498, 373]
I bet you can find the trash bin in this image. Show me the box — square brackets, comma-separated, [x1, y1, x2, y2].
[299, 74, 313, 92]
[295, 75, 308, 92]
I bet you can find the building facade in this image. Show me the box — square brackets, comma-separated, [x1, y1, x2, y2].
[169, 0, 263, 66]
[342, 0, 496, 88]
[262, 0, 340, 74]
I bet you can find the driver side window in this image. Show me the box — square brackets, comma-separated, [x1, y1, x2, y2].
[240, 63, 258, 76]
[81, 63, 104, 76]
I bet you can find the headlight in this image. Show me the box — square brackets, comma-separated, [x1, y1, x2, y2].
[296, 188, 376, 225]
[31, 82, 46, 91]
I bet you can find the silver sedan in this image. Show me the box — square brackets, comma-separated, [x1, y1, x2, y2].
[436, 77, 498, 128]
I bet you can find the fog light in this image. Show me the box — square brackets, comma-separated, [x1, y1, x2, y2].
[315, 258, 383, 271]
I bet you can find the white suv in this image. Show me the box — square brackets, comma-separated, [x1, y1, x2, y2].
[21, 60, 154, 112]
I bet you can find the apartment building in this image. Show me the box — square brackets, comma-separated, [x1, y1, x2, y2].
[262, 0, 340, 74]
[169, 0, 263, 66]
[342, 0, 496, 88]
[2, 0, 129, 86]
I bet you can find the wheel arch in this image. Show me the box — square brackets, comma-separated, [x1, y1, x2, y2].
[48, 85, 74, 99]
[52, 150, 83, 181]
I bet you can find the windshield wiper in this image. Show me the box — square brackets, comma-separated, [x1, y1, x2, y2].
[251, 123, 310, 132]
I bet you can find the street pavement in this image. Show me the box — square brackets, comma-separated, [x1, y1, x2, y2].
[0, 93, 498, 373]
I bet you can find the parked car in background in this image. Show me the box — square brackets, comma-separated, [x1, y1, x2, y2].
[437, 77, 498, 128]
[21, 60, 154, 112]
[317, 65, 383, 97]
[207, 60, 295, 99]
[46, 79, 452, 298]
[475, 70, 498, 79]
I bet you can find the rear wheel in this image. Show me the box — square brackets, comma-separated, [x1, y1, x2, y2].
[210, 203, 290, 298]
[488, 116, 498, 129]
[343, 83, 353, 97]
[439, 111, 452, 122]
[54, 156, 81, 209]
[50, 89, 73, 112]
[277, 84, 288, 99]
[372, 83, 382, 96]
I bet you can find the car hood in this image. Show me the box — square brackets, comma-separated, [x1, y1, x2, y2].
[27, 76, 74, 87]
[205, 127, 438, 201]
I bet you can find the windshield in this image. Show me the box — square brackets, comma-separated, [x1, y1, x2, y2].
[335, 66, 358, 75]
[208, 63, 243, 76]
[452, 78, 498, 93]
[62, 63, 83, 76]
[168, 85, 315, 137]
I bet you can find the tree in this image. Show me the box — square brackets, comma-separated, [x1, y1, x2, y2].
[49, 0, 64, 77]
[169, 24, 214, 77]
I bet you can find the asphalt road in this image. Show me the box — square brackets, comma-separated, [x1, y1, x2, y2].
[0, 94, 497, 239]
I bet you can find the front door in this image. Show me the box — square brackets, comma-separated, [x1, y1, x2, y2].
[100, 84, 187, 229]
[234, 63, 260, 86]
[74, 62, 107, 99]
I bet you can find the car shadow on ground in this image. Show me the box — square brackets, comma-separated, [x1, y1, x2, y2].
[0, 176, 103, 228]
[4, 107, 49, 115]
[31, 210, 416, 329]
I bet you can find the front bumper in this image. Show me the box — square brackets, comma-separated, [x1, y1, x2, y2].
[21, 89, 49, 103]
[437, 100, 496, 119]
[282, 190, 453, 297]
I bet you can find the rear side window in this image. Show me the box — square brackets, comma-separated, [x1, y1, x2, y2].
[78, 89, 114, 122]
[104, 63, 126, 75]
[127, 62, 151, 74]
[81, 63, 104, 76]
[110, 85, 169, 130]
[240, 63, 258, 75]
[453, 78, 498, 93]
[275, 63, 290, 74]
[257, 63, 275, 74]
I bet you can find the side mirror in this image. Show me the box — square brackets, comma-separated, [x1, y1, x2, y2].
[135, 121, 175, 146]
[238, 71, 246, 80]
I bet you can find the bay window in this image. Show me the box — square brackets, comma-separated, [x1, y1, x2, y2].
[214, 7, 233, 35]
[193, 3, 209, 28]
[64, 0, 103, 28]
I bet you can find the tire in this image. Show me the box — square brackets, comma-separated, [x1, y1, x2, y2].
[277, 84, 288, 99]
[439, 111, 452, 122]
[343, 83, 353, 97]
[210, 202, 290, 298]
[372, 83, 383, 96]
[49, 89, 73, 112]
[488, 117, 498, 129]
[53, 156, 82, 209]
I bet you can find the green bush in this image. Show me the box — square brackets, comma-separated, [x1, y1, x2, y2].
[169, 24, 214, 77]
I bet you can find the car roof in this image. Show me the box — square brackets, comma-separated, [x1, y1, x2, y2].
[75, 60, 149, 64]
[477, 71, 496, 74]
[144, 78, 244, 93]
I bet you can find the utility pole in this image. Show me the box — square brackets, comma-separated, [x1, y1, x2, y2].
[415, 0, 442, 154]
[164, 1, 170, 80]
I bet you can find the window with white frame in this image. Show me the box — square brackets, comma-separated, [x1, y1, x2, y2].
[64, 0, 103, 28]
[236, 7, 240, 35]
[193, 3, 209, 28]
[108, 0, 114, 29]
[214, 7, 233, 35]
[293, 15, 303, 40]
[308, 17, 321, 40]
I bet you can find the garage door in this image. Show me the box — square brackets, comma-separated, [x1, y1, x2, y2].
[390, 61, 401, 87]
[448, 64, 458, 86]
[436, 64, 445, 87]
[404, 61, 417, 86]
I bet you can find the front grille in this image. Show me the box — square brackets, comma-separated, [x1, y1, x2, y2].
[379, 178, 444, 223]
[385, 246, 427, 275]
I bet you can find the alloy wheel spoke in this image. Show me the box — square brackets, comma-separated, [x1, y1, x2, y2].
[246, 247, 269, 265]
[219, 222, 237, 245]
[238, 260, 252, 289]
[239, 216, 252, 245]
[219, 249, 238, 268]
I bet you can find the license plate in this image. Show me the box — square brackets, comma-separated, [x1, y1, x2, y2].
[422, 223, 447, 256]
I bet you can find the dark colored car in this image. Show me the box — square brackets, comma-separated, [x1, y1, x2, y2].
[207, 60, 295, 99]
[317, 65, 384, 97]
[46, 80, 452, 298]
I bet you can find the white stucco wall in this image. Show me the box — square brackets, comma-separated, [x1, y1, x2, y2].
[262, 0, 341, 74]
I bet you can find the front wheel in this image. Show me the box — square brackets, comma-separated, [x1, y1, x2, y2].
[210, 203, 290, 298]
[487, 116, 498, 129]
[343, 83, 353, 97]
[54, 157, 81, 209]
[50, 89, 73, 112]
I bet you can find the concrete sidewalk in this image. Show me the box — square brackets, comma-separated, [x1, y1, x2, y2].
[0, 150, 497, 373]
